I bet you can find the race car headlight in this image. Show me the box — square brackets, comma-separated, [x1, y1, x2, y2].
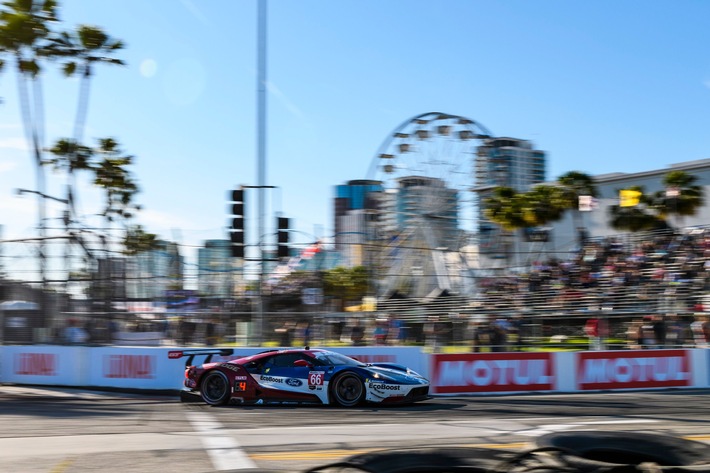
[371, 372, 396, 382]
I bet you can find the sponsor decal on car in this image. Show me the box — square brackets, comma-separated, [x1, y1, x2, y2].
[286, 378, 303, 387]
[260, 375, 283, 383]
[220, 363, 241, 372]
[308, 371, 325, 386]
[369, 383, 401, 391]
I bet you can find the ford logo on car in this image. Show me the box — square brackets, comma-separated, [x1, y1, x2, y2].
[286, 378, 303, 387]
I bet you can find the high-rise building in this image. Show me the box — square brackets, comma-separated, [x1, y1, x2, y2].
[125, 240, 183, 300]
[473, 137, 547, 259]
[333, 179, 383, 255]
[197, 240, 237, 298]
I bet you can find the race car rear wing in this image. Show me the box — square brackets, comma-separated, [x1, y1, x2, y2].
[167, 348, 234, 367]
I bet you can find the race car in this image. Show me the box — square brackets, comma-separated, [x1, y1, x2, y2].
[168, 347, 430, 407]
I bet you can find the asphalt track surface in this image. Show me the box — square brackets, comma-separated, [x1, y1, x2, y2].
[2, 385, 710, 472]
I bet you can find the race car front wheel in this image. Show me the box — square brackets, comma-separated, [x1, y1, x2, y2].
[201, 371, 230, 406]
[331, 373, 364, 407]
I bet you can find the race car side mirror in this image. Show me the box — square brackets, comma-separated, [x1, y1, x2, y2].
[293, 359, 312, 368]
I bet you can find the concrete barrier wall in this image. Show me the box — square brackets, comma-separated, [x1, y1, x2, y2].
[1, 345, 708, 394]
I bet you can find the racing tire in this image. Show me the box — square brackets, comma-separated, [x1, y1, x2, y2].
[200, 370, 231, 406]
[330, 372, 365, 407]
[531, 431, 710, 467]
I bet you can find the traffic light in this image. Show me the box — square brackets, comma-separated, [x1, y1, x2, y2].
[277, 217, 290, 258]
[229, 189, 245, 257]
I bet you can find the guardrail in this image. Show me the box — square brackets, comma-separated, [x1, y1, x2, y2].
[1, 345, 708, 395]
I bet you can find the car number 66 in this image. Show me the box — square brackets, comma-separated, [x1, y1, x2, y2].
[308, 371, 324, 386]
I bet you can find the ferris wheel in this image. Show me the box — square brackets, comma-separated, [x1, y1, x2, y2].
[365, 112, 494, 299]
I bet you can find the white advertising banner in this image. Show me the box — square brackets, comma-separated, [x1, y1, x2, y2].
[87, 347, 186, 390]
[1, 346, 86, 386]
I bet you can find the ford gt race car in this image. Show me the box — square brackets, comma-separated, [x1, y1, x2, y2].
[168, 348, 430, 407]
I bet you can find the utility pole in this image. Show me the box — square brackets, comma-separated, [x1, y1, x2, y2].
[255, 0, 268, 345]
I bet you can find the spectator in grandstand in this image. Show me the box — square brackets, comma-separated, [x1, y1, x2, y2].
[373, 317, 389, 345]
[64, 318, 89, 345]
[584, 317, 603, 351]
[350, 318, 366, 346]
[626, 317, 643, 349]
[508, 314, 525, 351]
[425, 316, 449, 353]
[297, 321, 312, 347]
[690, 314, 710, 347]
[638, 316, 658, 348]
[665, 313, 689, 347]
[470, 318, 491, 352]
[652, 315, 667, 347]
[490, 317, 508, 352]
[275, 320, 293, 346]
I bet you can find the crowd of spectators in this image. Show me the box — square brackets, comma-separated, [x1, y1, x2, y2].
[479, 228, 710, 316]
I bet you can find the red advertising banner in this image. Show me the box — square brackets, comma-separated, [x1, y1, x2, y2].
[431, 352, 555, 394]
[14, 352, 57, 376]
[102, 354, 156, 379]
[576, 350, 691, 390]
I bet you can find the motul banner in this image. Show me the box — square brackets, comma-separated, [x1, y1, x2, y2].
[431, 353, 555, 394]
[576, 350, 691, 390]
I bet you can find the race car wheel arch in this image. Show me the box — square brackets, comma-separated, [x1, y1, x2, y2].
[200, 370, 231, 406]
[330, 371, 365, 407]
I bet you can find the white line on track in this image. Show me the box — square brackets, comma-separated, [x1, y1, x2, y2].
[186, 410, 257, 471]
[516, 419, 659, 437]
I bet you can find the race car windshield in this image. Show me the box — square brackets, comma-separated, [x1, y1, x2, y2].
[314, 351, 366, 367]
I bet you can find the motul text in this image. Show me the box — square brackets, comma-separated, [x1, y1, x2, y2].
[14, 353, 57, 376]
[103, 354, 156, 379]
[432, 353, 555, 394]
[576, 350, 691, 390]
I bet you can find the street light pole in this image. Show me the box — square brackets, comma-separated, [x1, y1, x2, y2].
[256, 0, 268, 345]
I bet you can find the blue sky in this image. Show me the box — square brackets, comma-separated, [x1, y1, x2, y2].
[1, 0, 710, 277]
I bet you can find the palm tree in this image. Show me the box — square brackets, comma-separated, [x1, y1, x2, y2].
[483, 187, 529, 266]
[122, 224, 159, 256]
[483, 187, 527, 232]
[92, 137, 140, 223]
[47, 24, 125, 142]
[44, 24, 124, 220]
[520, 184, 566, 227]
[0, 0, 60, 288]
[557, 171, 598, 243]
[647, 171, 705, 228]
[607, 185, 662, 232]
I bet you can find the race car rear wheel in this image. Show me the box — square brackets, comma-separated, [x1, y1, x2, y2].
[201, 371, 230, 406]
[331, 373, 364, 407]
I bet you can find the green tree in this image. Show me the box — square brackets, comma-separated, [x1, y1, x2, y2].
[483, 187, 527, 232]
[44, 23, 125, 217]
[557, 171, 598, 239]
[607, 185, 663, 232]
[122, 224, 159, 256]
[0, 0, 60, 250]
[48, 24, 125, 141]
[92, 137, 140, 222]
[323, 266, 369, 311]
[647, 170, 705, 227]
[520, 184, 566, 227]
